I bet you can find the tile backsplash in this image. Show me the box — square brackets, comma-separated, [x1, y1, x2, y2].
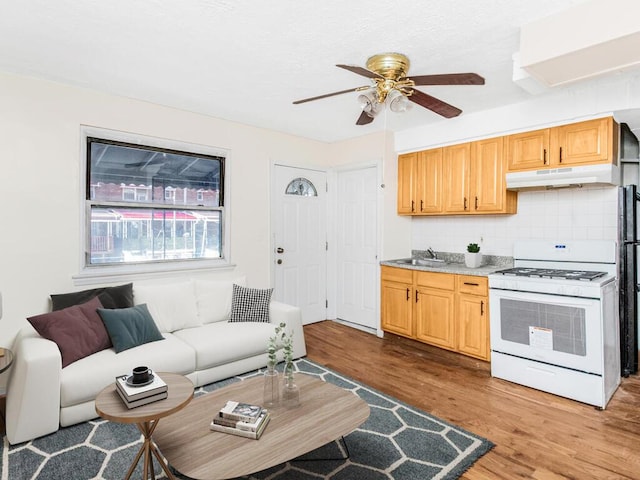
[412, 185, 618, 256]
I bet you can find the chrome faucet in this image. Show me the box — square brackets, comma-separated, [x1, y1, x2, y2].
[426, 248, 437, 259]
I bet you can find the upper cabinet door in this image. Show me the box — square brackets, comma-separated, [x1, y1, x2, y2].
[397, 152, 416, 214]
[506, 128, 550, 171]
[556, 117, 613, 166]
[417, 149, 443, 214]
[472, 137, 504, 213]
[443, 143, 472, 213]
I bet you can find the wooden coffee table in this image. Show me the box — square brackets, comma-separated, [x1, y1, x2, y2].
[95, 372, 194, 480]
[153, 373, 370, 480]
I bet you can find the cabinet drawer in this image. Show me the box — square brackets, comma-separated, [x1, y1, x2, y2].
[415, 271, 455, 290]
[457, 275, 488, 295]
[381, 266, 413, 284]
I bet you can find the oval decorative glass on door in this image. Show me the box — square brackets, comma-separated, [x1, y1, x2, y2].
[285, 177, 317, 197]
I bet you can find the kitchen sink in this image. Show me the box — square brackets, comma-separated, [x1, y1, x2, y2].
[394, 258, 447, 267]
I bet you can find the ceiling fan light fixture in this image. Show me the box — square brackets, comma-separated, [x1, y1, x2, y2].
[357, 91, 378, 114]
[388, 89, 411, 113]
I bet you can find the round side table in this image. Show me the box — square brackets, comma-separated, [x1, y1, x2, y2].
[95, 372, 193, 480]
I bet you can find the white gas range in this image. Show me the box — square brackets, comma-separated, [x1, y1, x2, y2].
[488, 240, 620, 408]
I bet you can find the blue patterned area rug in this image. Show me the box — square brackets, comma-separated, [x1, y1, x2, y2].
[2, 359, 493, 479]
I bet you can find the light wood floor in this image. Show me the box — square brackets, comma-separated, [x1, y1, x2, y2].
[304, 320, 640, 480]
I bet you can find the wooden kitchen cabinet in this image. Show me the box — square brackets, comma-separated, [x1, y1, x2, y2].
[380, 266, 490, 361]
[443, 143, 471, 213]
[506, 117, 617, 172]
[443, 138, 516, 215]
[456, 275, 490, 361]
[397, 150, 443, 215]
[380, 266, 413, 337]
[415, 271, 456, 350]
[399, 137, 515, 216]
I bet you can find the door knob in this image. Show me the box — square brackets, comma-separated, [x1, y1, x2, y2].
[276, 247, 284, 254]
[277, 259, 283, 265]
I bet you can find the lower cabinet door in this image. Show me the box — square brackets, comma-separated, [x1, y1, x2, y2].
[381, 281, 413, 337]
[457, 293, 489, 360]
[415, 287, 456, 350]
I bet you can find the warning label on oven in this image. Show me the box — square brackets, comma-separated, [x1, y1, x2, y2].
[529, 326, 553, 350]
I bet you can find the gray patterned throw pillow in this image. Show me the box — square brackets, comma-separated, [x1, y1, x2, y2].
[229, 284, 273, 323]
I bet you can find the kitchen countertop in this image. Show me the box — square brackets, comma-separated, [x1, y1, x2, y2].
[380, 250, 513, 277]
[380, 259, 506, 276]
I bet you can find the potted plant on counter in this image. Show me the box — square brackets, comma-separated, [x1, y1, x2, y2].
[465, 243, 482, 268]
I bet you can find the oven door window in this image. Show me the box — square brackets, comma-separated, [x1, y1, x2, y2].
[489, 290, 603, 374]
[500, 299, 586, 356]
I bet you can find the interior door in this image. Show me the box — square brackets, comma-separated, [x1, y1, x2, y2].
[273, 165, 327, 325]
[336, 166, 378, 330]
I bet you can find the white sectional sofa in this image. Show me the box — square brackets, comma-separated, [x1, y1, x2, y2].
[6, 277, 306, 445]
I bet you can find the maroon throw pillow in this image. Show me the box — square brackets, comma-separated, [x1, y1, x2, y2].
[27, 296, 112, 368]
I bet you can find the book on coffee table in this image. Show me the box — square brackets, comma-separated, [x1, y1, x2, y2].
[115, 372, 168, 402]
[210, 411, 270, 439]
[218, 400, 264, 423]
[213, 409, 269, 432]
[116, 387, 169, 409]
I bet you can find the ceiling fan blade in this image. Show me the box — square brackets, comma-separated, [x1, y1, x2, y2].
[405, 73, 485, 86]
[408, 89, 462, 118]
[356, 111, 375, 125]
[293, 87, 363, 105]
[336, 64, 383, 79]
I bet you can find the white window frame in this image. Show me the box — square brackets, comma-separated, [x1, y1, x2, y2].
[75, 126, 233, 285]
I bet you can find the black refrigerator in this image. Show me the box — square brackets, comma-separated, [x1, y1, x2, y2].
[618, 184, 639, 376]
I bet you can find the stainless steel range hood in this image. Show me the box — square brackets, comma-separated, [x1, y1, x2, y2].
[506, 163, 620, 191]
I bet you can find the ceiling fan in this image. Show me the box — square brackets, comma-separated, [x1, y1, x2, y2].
[293, 52, 484, 125]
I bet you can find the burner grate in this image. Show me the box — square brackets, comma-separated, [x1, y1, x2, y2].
[494, 267, 607, 281]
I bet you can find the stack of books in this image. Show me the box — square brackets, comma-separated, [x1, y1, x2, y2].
[115, 372, 168, 409]
[210, 400, 270, 439]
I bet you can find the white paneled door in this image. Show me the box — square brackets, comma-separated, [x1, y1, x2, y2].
[273, 165, 327, 325]
[336, 166, 378, 330]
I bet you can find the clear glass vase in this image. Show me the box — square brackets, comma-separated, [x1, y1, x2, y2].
[263, 365, 280, 408]
[282, 362, 300, 408]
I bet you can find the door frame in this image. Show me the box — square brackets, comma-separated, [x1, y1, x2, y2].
[270, 161, 329, 322]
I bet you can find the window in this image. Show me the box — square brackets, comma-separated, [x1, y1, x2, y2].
[85, 136, 225, 268]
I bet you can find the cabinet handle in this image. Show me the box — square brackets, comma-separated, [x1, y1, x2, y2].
[464, 282, 479, 286]
[480, 300, 485, 316]
[415, 290, 419, 303]
[464, 197, 467, 210]
[543, 148, 547, 165]
[411, 200, 415, 212]
[559, 147, 563, 163]
[474, 196, 478, 210]
[420, 199, 424, 212]
[406, 287, 410, 301]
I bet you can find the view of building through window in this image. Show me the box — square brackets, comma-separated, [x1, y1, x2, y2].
[86, 137, 224, 265]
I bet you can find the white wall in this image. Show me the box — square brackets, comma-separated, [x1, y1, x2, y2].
[0, 72, 328, 346]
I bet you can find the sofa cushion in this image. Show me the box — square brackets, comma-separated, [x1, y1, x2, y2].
[27, 296, 111, 368]
[133, 281, 199, 332]
[174, 321, 276, 370]
[97, 304, 164, 353]
[50, 283, 134, 311]
[194, 277, 246, 324]
[230, 285, 273, 323]
[59, 332, 195, 408]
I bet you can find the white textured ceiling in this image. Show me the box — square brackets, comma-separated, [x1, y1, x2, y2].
[0, 0, 593, 143]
